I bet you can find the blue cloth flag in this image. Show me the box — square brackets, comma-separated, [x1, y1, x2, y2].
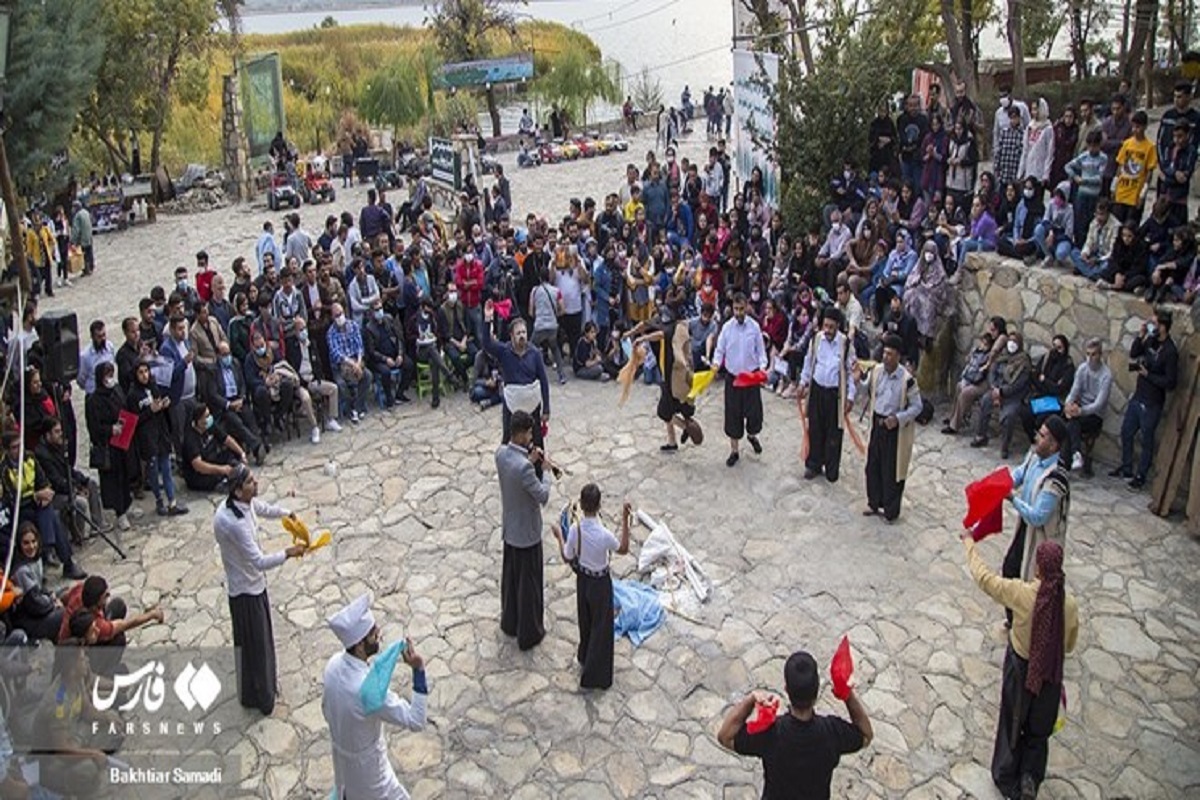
[612, 579, 665, 647]
[359, 640, 406, 715]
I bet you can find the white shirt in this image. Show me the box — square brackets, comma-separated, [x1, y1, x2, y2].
[564, 516, 620, 573]
[323, 651, 428, 800]
[838, 296, 865, 333]
[212, 498, 291, 597]
[712, 315, 767, 376]
[800, 332, 858, 401]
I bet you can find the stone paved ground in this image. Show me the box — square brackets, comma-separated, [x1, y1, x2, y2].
[30, 129, 1200, 798]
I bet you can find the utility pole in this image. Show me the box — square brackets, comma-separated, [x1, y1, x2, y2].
[0, 2, 29, 297]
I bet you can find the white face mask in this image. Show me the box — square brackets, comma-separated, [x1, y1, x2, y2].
[1023, 188, 1035, 199]
[1000, 97, 1011, 108]
[1146, 322, 1158, 338]
[104, 376, 117, 389]
[447, 292, 459, 304]
[334, 314, 347, 327]
[1006, 340, 1019, 354]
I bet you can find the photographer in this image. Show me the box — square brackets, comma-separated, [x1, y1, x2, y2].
[1111, 309, 1179, 490]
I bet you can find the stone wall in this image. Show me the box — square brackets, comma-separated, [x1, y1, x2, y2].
[951, 252, 1199, 467]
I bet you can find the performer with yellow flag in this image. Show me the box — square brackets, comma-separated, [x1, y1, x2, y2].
[626, 289, 704, 452]
[861, 335, 922, 523]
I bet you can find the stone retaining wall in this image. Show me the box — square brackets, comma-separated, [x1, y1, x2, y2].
[951, 253, 1199, 468]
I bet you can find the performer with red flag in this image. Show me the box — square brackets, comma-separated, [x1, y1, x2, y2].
[717, 649, 873, 798]
[798, 306, 857, 482]
[712, 293, 768, 468]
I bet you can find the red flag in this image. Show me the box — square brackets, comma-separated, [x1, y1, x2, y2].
[733, 369, 769, 388]
[830, 636, 854, 701]
[969, 504, 1005, 542]
[494, 298, 513, 320]
[746, 696, 779, 734]
[963, 467, 1013, 529]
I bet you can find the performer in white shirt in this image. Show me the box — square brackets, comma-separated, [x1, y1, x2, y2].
[323, 594, 429, 800]
[799, 306, 858, 483]
[712, 293, 768, 467]
[212, 464, 305, 715]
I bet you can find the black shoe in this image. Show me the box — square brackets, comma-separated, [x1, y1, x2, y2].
[1108, 466, 1130, 478]
[253, 445, 265, 466]
[940, 425, 957, 435]
[660, 443, 679, 452]
[397, 393, 412, 403]
[680, 427, 690, 445]
[1082, 462, 1094, 479]
[1128, 476, 1146, 490]
[803, 467, 819, 480]
[1019, 774, 1038, 800]
[747, 435, 762, 454]
[431, 397, 440, 409]
[63, 562, 87, 580]
[156, 502, 168, 517]
[862, 508, 878, 517]
[167, 503, 189, 516]
[725, 451, 739, 467]
[970, 437, 989, 448]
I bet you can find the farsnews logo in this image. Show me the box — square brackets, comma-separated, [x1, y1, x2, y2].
[92, 660, 221, 714]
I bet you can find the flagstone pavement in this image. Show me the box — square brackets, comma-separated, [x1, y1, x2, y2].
[30, 146, 1200, 799]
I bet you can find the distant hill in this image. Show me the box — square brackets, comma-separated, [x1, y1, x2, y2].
[242, 0, 423, 14]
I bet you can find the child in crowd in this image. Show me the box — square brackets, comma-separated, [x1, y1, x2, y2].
[550, 484, 631, 690]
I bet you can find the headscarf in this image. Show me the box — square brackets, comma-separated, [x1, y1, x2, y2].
[1026, 540, 1065, 695]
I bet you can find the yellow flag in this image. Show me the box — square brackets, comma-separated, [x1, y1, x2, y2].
[687, 369, 716, 402]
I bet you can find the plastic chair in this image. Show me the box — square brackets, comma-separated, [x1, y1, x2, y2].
[415, 362, 451, 399]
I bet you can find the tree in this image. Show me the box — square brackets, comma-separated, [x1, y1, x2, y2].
[1006, 0, 1027, 94]
[941, 0, 998, 99]
[1120, 0, 1159, 85]
[4, 0, 103, 193]
[1017, 0, 1064, 58]
[629, 67, 664, 116]
[359, 59, 428, 139]
[535, 49, 621, 128]
[81, 0, 219, 175]
[320, 15, 338, 29]
[1068, 0, 1111, 78]
[427, 0, 525, 137]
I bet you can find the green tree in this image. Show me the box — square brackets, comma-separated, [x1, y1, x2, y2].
[427, 0, 525, 137]
[80, 0, 218, 175]
[4, 0, 103, 193]
[359, 59, 428, 139]
[535, 49, 621, 128]
[629, 67, 664, 117]
[320, 15, 338, 29]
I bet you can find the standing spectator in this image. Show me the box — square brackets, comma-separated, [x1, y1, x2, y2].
[77, 319, 116, 397]
[994, 107, 1026, 187]
[453, 247, 486, 344]
[868, 100, 898, 178]
[1063, 130, 1108, 244]
[83, 362, 133, 532]
[1099, 95, 1131, 197]
[1156, 82, 1200, 217]
[256, 221, 282, 275]
[126, 361, 187, 516]
[992, 88, 1030, 157]
[69, 200, 94, 276]
[945, 119, 977, 202]
[1156, 121, 1196, 230]
[1110, 110, 1157, 225]
[53, 205, 73, 288]
[896, 94, 930, 192]
[1049, 106, 1079, 186]
[1075, 99, 1101, 155]
[1112, 309, 1178, 489]
[919, 113, 948, 202]
[1018, 98, 1054, 186]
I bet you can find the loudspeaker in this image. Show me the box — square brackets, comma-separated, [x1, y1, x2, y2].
[35, 310, 80, 385]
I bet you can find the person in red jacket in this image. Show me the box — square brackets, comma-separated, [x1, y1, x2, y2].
[454, 248, 486, 346]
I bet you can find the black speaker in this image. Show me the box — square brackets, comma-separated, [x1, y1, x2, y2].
[35, 310, 80, 385]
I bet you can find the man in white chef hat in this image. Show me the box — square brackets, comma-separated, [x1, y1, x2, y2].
[321, 593, 429, 800]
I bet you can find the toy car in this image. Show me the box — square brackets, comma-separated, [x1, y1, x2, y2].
[559, 140, 581, 160]
[537, 142, 561, 164]
[572, 137, 598, 158]
[600, 133, 630, 152]
[301, 166, 336, 204]
[267, 169, 300, 211]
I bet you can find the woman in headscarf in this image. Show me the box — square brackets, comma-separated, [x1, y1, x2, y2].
[961, 537, 1079, 800]
[867, 229, 917, 323]
[84, 361, 133, 532]
[1048, 106, 1079, 187]
[20, 365, 59, 452]
[1018, 97, 1054, 185]
[945, 118, 977, 204]
[904, 240, 952, 346]
[920, 112, 949, 203]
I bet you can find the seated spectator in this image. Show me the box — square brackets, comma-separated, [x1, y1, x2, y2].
[407, 297, 457, 409]
[126, 361, 187, 517]
[34, 418, 106, 536]
[33, 630, 125, 798]
[877, 293, 920, 369]
[201, 340, 266, 459]
[187, 301, 227, 373]
[1097, 223, 1148, 293]
[438, 282, 477, 385]
[688, 303, 719, 370]
[59, 575, 164, 677]
[228, 292, 254, 363]
[243, 329, 319, 445]
[997, 177, 1043, 260]
[814, 209, 852, 291]
[1019, 334, 1075, 447]
[892, 182, 925, 240]
[944, 334, 994, 441]
[1070, 198, 1118, 280]
[1139, 198, 1173, 268]
[1063, 338, 1112, 476]
[327, 302, 373, 422]
[181, 403, 248, 492]
[972, 332, 1032, 459]
[1145, 226, 1197, 305]
[293, 317, 344, 434]
[1029, 183, 1075, 267]
[572, 322, 611, 381]
[1, 432, 85, 579]
[363, 306, 413, 408]
[10, 522, 65, 643]
[864, 230, 916, 323]
[470, 350, 503, 409]
[903, 240, 952, 348]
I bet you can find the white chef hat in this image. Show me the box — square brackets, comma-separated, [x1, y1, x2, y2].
[327, 593, 375, 649]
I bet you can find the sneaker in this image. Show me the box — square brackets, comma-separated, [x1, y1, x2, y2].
[310, 426, 321, 444]
[63, 562, 88, 580]
[55, 278, 63, 288]
[558, 374, 567, 385]
[63, 278, 73, 288]
[1071, 453, 1083, 471]
[349, 410, 360, 424]
[128, 506, 145, 520]
[325, 418, 343, 433]
[167, 503, 189, 516]
[156, 501, 168, 517]
[117, 514, 131, 531]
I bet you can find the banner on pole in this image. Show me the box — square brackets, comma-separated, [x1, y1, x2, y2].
[240, 53, 286, 160]
[732, 49, 780, 209]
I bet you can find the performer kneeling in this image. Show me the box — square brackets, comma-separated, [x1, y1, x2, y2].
[551, 484, 630, 690]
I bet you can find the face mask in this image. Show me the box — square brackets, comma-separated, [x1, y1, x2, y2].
[1006, 340, 1019, 354]
[335, 314, 347, 328]
[1023, 189, 1035, 199]
[1000, 97, 1011, 108]
[255, 346, 267, 357]
[751, 292, 760, 301]
[924, 252, 935, 263]
[104, 376, 117, 389]
[204, 416, 214, 431]
[1147, 322, 1158, 338]
[374, 310, 386, 322]
[447, 292, 459, 304]
[220, 355, 233, 367]
[177, 280, 188, 291]
[299, 330, 309, 345]
[474, 237, 483, 245]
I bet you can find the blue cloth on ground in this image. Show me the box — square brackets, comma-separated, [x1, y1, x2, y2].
[1030, 396, 1062, 415]
[612, 579, 665, 646]
[359, 640, 406, 715]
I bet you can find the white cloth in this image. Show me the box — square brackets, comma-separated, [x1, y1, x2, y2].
[212, 498, 291, 597]
[564, 516, 620, 573]
[323, 651, 427, 800]
[712, 316, 767, 376]
[503, 382, 543, 415]
[328, 593, 375, 649]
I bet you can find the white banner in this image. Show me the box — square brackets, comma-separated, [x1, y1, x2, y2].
[732, 49, 780, 209]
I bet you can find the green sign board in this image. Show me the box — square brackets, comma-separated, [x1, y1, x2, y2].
[428, 137, 461, 191]
[240, 53, 286, 160]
